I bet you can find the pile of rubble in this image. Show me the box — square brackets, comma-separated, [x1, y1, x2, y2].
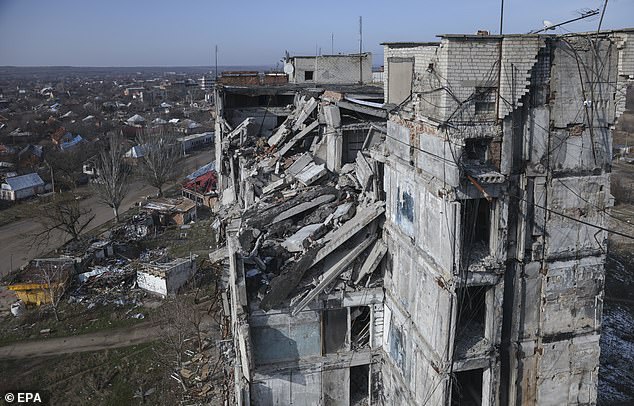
[70, 263, 139, 307]
[172, 338, 231, 403]
[217, 93, 388, 312]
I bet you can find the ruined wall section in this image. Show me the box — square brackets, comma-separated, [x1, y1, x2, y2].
[616, 31, 634, 119]
[503, 37, 616, 406]
[292, 54, 372, 85]
[381, 159, 457, 406]
[498, 37, 546, 119]
[439, 38, 500, 123]
[383, 43, 441, 113]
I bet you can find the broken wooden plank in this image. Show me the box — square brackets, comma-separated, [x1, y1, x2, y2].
[353, 240, 387, 285]
[291, 235, 375, 316]
[278, 120, 319, 157]
[313, 201, 384, 266]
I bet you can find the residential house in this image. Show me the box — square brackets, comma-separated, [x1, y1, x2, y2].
[0, 172, 46, 201]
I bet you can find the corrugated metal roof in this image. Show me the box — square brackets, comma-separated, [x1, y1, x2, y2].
[4, 173, 44, 191]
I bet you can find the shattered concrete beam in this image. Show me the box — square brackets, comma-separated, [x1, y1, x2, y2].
[267, 125, 290, 147]
[295, 162, 327, 186]
[208, 245, 228, 264]
[291, 234, 375, 316]
[355, 151, 374, 191]
[312, 201, 385, 267]
[270, 193, 336, 224]
[336, 100, 387, 118]
[353, 239, 387, 285]
[227, 117, 254, 140]
[292, 97, 318, 131]
[261, 178, 286, 195]
[287, 152, 313, 176]
[259, 244, 323, 311]
[277, 120, 319, 157]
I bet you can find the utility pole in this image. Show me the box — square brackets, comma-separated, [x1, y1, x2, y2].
[499, 0, 504, 35]
[331, 33, 334, 54]
[359, 16, 363, 84]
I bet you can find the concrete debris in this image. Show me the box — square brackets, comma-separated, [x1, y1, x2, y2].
[214, 80, 391, 404]
[291, 233, 375, 315]
[294, 161, 327, 186]
[281, 223, 323, 253]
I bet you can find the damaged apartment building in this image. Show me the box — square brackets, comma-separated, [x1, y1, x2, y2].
[213, 29, 634, 406]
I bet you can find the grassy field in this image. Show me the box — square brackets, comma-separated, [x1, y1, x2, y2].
[0, 300, 150, 346]
[0, 343, 180, 405]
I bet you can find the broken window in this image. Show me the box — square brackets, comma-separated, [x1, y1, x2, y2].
[461, 198, 490, 258]
[350, 306, 371, 350]
[451, 368, 483, 406]
[388, 322, 406, 374]
[304, 70, 314, 81]
[323, 308, 347, 354]
[463, 138, 491, 164]
[342, 129, 366, 164]
[474, 87, 496, 118]
[350, 364, 370, 405]
[396, 186, 414, 235]
[455, 286, 487, 356]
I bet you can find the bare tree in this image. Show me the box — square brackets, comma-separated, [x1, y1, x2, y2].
[92, 134, 131, 222]
[158, 299, 190, 368]
[36, 263, 72, 322]
[136, 129, 180, 197]
[30, 194, 95, 248]
[158, 297, 206, 366]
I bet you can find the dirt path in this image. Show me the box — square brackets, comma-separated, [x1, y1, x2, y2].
[0, 322, 164, 359]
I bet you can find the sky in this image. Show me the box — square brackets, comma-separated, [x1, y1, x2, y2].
[0, 0, 632, 67]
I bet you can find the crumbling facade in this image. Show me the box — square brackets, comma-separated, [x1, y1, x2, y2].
[382, 30, 632, 406]
[215, 29, 634, 406]
[285, 53, 373, 85]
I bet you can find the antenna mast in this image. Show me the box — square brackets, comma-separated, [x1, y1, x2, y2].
[359, 16, 363, 84]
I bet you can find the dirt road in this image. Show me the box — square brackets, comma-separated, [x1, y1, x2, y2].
[0, 322, 163, 359]
[0, 150, 212, 277]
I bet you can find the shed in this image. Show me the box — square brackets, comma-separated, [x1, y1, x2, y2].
[136, 257, 196, 297]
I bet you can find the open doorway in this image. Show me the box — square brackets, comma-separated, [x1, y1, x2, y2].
[461, 198, 491, 264]
[451, 368, 483, 406]
[350, 364, 369, 405]
[455, 285, 488, 357]
[350, 306, 371, 350]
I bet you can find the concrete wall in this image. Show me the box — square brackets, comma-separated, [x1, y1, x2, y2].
[245, 288, 383, 405]
[290, 54, 372, 85]
[136, 271, 168, 296]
